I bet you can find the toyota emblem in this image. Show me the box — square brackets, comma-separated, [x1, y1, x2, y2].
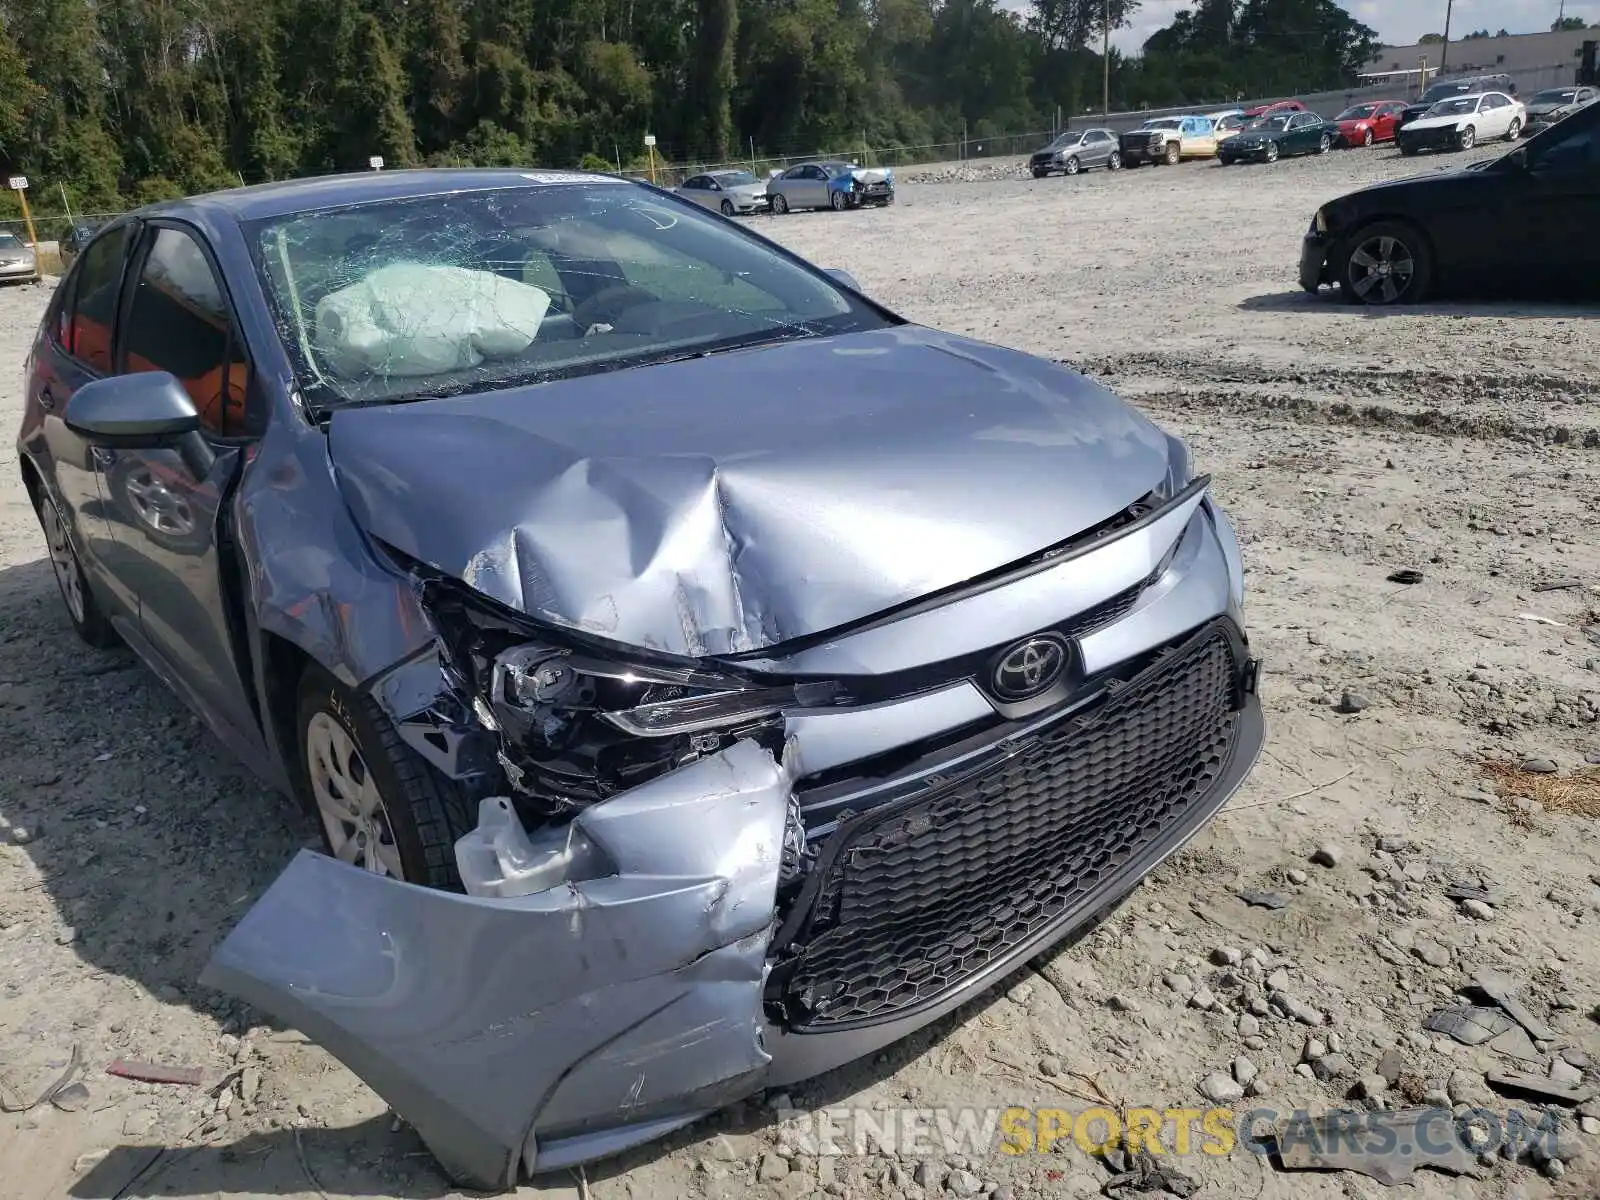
[991, 635, 1069, 701]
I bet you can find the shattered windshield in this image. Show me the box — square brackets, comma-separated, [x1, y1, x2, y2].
[250, 182, 888, 409]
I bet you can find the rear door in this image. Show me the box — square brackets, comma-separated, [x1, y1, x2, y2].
[678, 176, 712, 209]
[100, 221, 262, 742]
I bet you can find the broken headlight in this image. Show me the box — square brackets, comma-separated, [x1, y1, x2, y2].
[426, 580, 838, 812]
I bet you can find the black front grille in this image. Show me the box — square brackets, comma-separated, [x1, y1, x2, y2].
[772, 622, 1242, 1030]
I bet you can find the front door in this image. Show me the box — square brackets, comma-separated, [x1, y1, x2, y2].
[1506, 114, 1600, 295]
[98, 222, 261, 742]
[38, 222, 140, 616]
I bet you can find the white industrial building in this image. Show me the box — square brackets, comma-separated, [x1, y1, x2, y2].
[1361, 27, 1596, 92]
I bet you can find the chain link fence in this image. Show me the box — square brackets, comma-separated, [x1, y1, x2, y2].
[3, 59, 1583, 241]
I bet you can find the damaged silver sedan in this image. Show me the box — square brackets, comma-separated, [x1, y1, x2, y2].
[16, 168, 1264, 1190]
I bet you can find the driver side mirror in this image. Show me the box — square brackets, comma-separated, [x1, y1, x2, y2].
[65, 372, 214, 478]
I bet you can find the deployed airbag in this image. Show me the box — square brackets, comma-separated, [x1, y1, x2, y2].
[315, 262, 551, 378]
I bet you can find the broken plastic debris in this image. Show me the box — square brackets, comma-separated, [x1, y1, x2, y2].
[1272, 1109, 1479, 1184]
[1101, 1146, 1200, 1197]
[454, 796, 593, 899]
[1469, 971, 1556, 1042]
[1425, 1006, 1515, 1046]
[1485, 1069, 1594, 1105]
[105, 1058, 205, 1087]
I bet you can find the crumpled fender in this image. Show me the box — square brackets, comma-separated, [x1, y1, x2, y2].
[201, 739, 792, 1191]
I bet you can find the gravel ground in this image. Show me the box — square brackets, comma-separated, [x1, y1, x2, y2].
[2, 144, 1598, 1200]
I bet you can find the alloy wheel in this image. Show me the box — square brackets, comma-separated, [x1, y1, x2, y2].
[1064, 156, 1080, 176]
[1108, 151, 1122, 170]
[1363, 128, 1374, 146]
[720, 199, 734, 216]
[1265, 142, 1279, 162]
[1347, 234, 1416, 305]
[42, 496, 86, 624]
[1459, 125, 1475, 150]
[123, 467, 196, 536]
[772, 194, 788, 214]
[306, 711, 404, 878]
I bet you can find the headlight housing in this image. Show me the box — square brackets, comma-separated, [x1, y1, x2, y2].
[424, 579, 838, 812]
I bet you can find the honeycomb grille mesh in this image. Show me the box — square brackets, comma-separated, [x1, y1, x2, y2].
[780, 626, 1240, 1029]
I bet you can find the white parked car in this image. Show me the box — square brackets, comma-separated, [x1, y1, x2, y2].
[1395, 91, 1525, 155]
[673, 169, 770, 216]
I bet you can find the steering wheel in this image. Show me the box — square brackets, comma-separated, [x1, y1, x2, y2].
[572, 284, 657, 332]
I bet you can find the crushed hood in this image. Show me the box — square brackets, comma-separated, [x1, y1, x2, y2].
[327, 325, 1169, 656]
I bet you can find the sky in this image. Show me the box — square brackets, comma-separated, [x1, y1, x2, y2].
[1001, 1, 1598, 54]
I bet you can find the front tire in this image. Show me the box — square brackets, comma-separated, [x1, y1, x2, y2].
[719, 199, 735, 216]
[1337, 220, 1433, 307]
[1362, 128, 1375, 147]
[1063, 155, 1080, 176]
[1458, 125, 1476, 151]
[1164, 142, 1180, 165]
[830, 190, 848, 211]
[296, 664, 472, 890]
[771, 193, 789, 215]
[1264, 141, 1280, 163]
[1504, 118, 1521, 142]
[1317, 133, 1332, 154]
[37, 491, 117, 648]
[1108, 151, 1122, 171]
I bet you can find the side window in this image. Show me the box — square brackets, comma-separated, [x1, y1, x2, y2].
[121, 226, 254, 438]
[683, 176, 704, 190]
[782, 166, 804, 180]
[66, 225, 132, 372]
[1533, 114, 1598, 173]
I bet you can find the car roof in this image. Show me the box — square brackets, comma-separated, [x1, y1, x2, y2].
[134, 167, 629, 223]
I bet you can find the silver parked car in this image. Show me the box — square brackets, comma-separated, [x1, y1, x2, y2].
[673, 168, 770, 215]
[0, 230, 38, 283]
[19, 168, 1261, 1190]
[767, 159, 895, 212]
[1028, 128, 1122, 176]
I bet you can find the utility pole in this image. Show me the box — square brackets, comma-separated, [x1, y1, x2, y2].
[1102, 0, 1111, 117]
[1439, 0, 1454, 76]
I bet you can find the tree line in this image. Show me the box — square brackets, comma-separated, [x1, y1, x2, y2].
[0, 0, 1379, 216]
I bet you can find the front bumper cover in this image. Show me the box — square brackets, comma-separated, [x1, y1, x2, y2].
[203, 493, 1265, 1191]
[1300, 232, 1334, 292]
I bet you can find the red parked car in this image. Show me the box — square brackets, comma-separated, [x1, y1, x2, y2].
[1242, 99, 1306, 119]
[1332, 100, 1408, 147]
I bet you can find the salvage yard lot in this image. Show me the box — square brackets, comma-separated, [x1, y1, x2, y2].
[2, 146, 1598, 1199]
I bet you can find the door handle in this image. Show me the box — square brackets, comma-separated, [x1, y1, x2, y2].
[38, 388, 55, 412]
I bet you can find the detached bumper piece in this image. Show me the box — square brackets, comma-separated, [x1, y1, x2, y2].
[201, 740, 794, 1192]
[770, 619, 1250, 1030]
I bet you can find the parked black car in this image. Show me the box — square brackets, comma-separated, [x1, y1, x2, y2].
[1395, 73, 1518, 137]
[1299, 97, 1599, 305]
[58, 222, 101, 269]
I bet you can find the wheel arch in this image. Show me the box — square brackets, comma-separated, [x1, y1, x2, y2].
[18, 452, 44, 514]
